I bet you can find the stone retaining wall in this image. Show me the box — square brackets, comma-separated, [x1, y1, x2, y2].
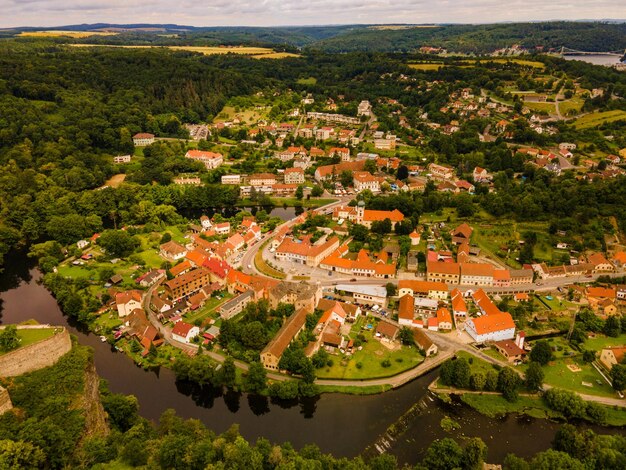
[0, 326, 71, 377]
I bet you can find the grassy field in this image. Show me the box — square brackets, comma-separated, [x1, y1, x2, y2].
[584, 333, 626, 351]
[524, 101, 556, 114]
[19, 30, 117, 38]
[574, 110, 626, 129]
[559, 97, 585, 115]
[255, 248, 286, 280]
[296, 77, 317, 85]
[252, 52, 300, 59]
[408, 63, 445, 71]
[461, 394, 560, 419]
[214, 105, 268, 124]
[316, 325, 424, 380]
[68, 44, 297, 58]
[460, 58, 546, 69]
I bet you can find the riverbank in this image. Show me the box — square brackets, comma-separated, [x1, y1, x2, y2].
[431, 379, 626, 427]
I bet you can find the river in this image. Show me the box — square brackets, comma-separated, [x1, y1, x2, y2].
[0, 253, 622, 465]
[563, 54, 624, 67]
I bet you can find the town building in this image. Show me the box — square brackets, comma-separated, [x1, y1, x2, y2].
[114, 155, 132, 164]
[185, 150, 223, 169]
[249, 173, 278, 186]
[413, 329, 438, 356]
[115, 290, 143, 317]
[275, 235, 340, 267]
[261, 307, 310, 370]
[268, 282, 322, 312]
[218, 290, 255, 320]
[427, 262, 461, 284]
[283, 167, 305, 184]
[133, 133, 155, 146]
[600, 346, 626, 370]
[334, 284, 387, 307]
[172, 322, 200, 344]
[398, 280, 449, 300]
[159, 241, 188, 261]
[353, 171, 383, 193]
[221, 174, 242, 185]
[164, 268, 211, 301]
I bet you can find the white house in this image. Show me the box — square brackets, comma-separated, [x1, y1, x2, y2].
[200, 216, 212, 231]
[185, 150, 223, 170]
[171, 321, 200, 344]
[464, 312, 515, 343]
[76, 239, 89, 250]
[115, 291, 143, 318]
[133, 133, 155, 146]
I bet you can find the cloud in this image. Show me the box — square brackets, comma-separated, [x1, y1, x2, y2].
[1, 0, 625, 28]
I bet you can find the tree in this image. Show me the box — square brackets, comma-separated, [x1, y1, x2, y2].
[295, 185, 304, 200]
[529, 340, 553, 365]
[349, 223, 369, 242]
[397, 165, 409, 181]
[0, 440, 46, 469]
[610, 363, 626, 391]
[340, 170, 353, 188]
[221, 357, 237, 388]
[0, 325, 20, 352]
[422, 438, 463, 470]
[101, 393, 139, 432]
[398, 327, 414, 346]
[311, 185, 323, 197]
[603, 315, 621, 337]
[497, 367, 521, 402]
[463, 437, 487, 470]
[245, 362, 267, 393]
[470, 372, 486, 391]
[371, 218, 392, 235]
[98, 230, 139, 258]
[525, 361, 544, 392]
[385, 282, 397, 297]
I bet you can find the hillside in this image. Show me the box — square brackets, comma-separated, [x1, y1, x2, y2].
[5, 22, 626, 54]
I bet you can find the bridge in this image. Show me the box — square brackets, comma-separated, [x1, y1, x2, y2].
[559, 46, 625, 57]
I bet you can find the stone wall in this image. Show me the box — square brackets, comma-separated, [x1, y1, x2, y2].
[0, 386, 13, 415]
[0, 326, 72, 378]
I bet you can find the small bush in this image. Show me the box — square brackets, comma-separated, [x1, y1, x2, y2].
[381, 359, 392, 368]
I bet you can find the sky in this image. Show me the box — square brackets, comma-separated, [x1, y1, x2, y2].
[1, 0, 625, 28]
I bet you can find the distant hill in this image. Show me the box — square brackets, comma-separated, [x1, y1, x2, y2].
[5, 21, 626, 54]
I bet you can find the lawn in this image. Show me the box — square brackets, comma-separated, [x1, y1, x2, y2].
[461, 394, 560, 419]
[559, 97, 585, 116]
[574, 110, 626, 129]
[315, 327, 424, 380]
[536, 359, 616, 397]
[1, 328, 59, 353]
[184, 294, 233, 325]
[584, 333, 626, 351]
[456, 350, 500, 376]
[524, 101, 556, 114]
[255, 249, 286, 280]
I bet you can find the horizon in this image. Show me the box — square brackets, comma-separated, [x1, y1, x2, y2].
[2, 0, 626, 29]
